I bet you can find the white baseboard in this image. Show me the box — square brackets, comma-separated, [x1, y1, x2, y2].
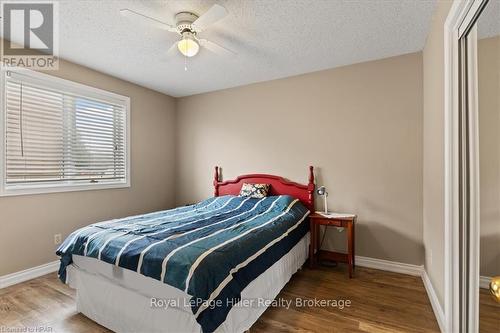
[0, 260, 59, 289]
[480, 275, 491, 289]
[421, 270, 445, 333]
[355, 255, 423, 276]
[0, 255, 423, 290]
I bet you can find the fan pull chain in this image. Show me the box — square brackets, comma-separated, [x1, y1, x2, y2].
[184, 53, 188, 71]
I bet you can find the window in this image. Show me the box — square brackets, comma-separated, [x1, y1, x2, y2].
[0, 69, 130, 196]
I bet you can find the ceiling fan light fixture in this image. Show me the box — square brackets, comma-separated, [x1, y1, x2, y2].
[121, 4, 234, 61]
[178, 32, 199, 57]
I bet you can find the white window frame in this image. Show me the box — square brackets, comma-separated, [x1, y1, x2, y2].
[0, 67, 131, 196]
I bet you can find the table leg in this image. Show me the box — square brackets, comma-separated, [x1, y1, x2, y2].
[316, 224, 321, 254]
[352, 218, 356, 270]
[315, 223, 320, 266]
[347, 222, 354, 278]
[309, 219, 315, 268]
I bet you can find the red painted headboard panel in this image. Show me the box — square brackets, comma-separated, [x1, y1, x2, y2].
[213, 166, 315, 212]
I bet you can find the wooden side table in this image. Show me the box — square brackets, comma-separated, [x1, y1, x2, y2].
[309, 212, 357, 278]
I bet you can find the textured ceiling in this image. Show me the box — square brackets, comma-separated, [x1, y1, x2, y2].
[7, 0, 438, 97]
[478, 0, 500, 39]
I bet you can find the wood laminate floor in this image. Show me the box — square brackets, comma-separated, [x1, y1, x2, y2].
[0, 264, 494, 333]
[480, 288, 500, 333]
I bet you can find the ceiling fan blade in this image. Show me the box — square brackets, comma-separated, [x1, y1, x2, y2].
[160, 41, 179, 62]
[192, 4, 228, 31]
[199, 39, 236, 57]
[120, 9, 177, 32]
[167, 41, 179, 56]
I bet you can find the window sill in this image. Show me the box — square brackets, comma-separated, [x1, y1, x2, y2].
[0, 181, 130, 197]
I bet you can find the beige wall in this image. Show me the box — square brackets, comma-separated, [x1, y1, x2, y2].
[478, 35, 500, 278]
[0, 58, 177, 276]
[422, 0, 453, 308]
[176, 52, 424, 265]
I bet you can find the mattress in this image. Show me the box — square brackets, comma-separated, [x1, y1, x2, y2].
[58, 195, 310, 332]
[67, 232, 310, 333]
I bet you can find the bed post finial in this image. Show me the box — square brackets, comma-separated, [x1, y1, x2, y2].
[308, 166, 315, 212]
[214, 166, 219, 197]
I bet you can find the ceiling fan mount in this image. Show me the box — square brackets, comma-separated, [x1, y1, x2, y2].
[174, 12, 199, 34]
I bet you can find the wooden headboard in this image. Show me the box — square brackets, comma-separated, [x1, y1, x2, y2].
[213, 166, 315, 212]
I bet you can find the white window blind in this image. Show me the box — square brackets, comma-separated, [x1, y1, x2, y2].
[2, 69, 129, 194]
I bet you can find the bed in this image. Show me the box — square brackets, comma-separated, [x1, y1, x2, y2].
[57, 166, 315, 333]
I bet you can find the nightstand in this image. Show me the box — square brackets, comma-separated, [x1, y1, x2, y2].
[309, 212, 357, 278]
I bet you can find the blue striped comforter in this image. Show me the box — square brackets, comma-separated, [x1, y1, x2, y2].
[57, 195, 310, 332]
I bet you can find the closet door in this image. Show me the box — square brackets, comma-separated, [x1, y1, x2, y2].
[455, 1, 500, 332]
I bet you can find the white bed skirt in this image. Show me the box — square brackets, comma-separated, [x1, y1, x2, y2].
[66, 232, 310, 333]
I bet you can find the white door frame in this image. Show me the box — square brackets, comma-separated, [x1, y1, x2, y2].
[444, 0, 486, 332]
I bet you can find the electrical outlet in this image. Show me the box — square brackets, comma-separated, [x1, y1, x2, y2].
[54, 233, 62, 245]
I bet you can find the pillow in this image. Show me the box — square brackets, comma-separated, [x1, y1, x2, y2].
[239, 183, 270, 198]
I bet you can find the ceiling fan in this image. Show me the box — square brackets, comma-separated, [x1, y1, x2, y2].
[120, 4, 236, 63]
